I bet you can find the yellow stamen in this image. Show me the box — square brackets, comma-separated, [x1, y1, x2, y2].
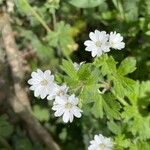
[40, 79, 48, 86]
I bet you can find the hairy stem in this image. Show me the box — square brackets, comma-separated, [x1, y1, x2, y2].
[22, 0, 51, 33]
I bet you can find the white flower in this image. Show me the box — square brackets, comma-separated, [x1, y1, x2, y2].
[84, 30, 110, 57]
[73, 62, 85, 71]
[88, 134, 113, 150]
[28, 69, 55, 99]
[47, 84, 69, 100]
[109, 31, 125, 50]
[6, 0, 14, 13]
[52, 94, 82, 123]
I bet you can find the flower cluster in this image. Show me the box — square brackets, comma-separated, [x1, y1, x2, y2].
[27, 29, 124, 149]
[84, 30, 125, 57]
[28, 69, 82, 123]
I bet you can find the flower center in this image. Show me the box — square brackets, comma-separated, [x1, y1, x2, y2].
[95, 41, 102, 47]
[99, 144, 106, 150]
[40, 79, 48, 86]
[65, 102, 73, 109]
[58, 90, 65, 96]
[110, 41, 116, 47]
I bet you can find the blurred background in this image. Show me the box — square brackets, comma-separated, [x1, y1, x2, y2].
[0, 0, 150, 149]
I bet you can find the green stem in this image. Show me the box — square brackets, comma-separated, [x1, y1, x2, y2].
[22, 0, 51, 33]
[117, 96, 128, 106]
[52, 11, 57, 30]
[52, 10, 63, 60]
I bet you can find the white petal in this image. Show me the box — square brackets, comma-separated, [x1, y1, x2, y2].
[69, 113, 74, 123]
[94, 135, 101, 144]
[95, 30, 101, 38]
[85, 46, 93, 52]
[29, 85, 35, 90]
[84, 40, 94, 46]
[55, 96, 67, 104]
[89, 32, 97, 42]
[68, 94, 78, 105]
[40, 90, 47, 99]
[52, 104, 63, 111]
[101, 43, 110, 52]
[34, 87, 40, 97]
[97, 48, 103, 56]
[44, 70, 51, 78]
[54, 109, 64, 117]
[63, 111, 70, 123]
[37, 69, 44, 77]
[91, 49, 98, 57]
[71, 106, 82, 118]
[28, 79, 34, 85]
[31, 71, 37, 78]
[47, 94, 55, 100]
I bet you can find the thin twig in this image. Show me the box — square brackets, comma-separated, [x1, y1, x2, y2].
[0, 13, 60, 150]
[0, 13, 31, 110]
[22, 0, 51, 33]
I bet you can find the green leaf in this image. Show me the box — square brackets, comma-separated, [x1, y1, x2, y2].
[91, 95, 103, 118]
[14, 137, 33, 150]
[112, 75, 136, 101]
[115, 134, 131, 149]
[94, 54, 117, 76]
[77, 64, 91, 81]
[68, 0, 104, 8]
[61, 59, 78, 80]
[14, 0, 30, 14]
[139, 81, 150, 98]
[107, 120, 122, 135]
[46, 21, 76, 58]
[121, 80, 150, 140]
[17, 28, 54, 61]
[112, 77, 125, 99]
[118, 57, 136, 75]
[33, 105, 50, 122]
[129, 116, 150, 140]
[103, 94, 121, 120]
[87, 68, 102, 85]
[80, 84, 100, 104]
[121, 105, 137, 122]
[0, 115, 13, 138]
[123, 0, 140, 22]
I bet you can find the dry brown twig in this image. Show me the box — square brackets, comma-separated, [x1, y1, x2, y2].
[0, 13, 60, 150]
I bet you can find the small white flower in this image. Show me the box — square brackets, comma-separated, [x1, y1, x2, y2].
[47, 84, 69, 100]
[28, 69, 55, 99]
[6, 0, 14, 13]
[88, 134, 113, 150]
[73, 62, 85, 71]
[109, 31, 125, 50]
[84, 30, 110, 57]
[52, 94, 82, 123]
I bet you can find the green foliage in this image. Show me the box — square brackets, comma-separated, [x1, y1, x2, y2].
[107, 121, 121, 135]
[61, 59, 78, 85]
[0, 115, 13, 139]
[17, 28, 54, 61]
[46, 21, 77, 58]
[13, 137, 33, 150]
[118, 57, 137, 75]
[33, 105, 50, 122]
[68, 0, 104, 8]
[2, 0, 150, 149]
[122, 81, 150, 141]
[123, 0, 140, 21]
[60, 54, 150, 148]
[14, 0, 30, 14]
[114, 134, 131, 149]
